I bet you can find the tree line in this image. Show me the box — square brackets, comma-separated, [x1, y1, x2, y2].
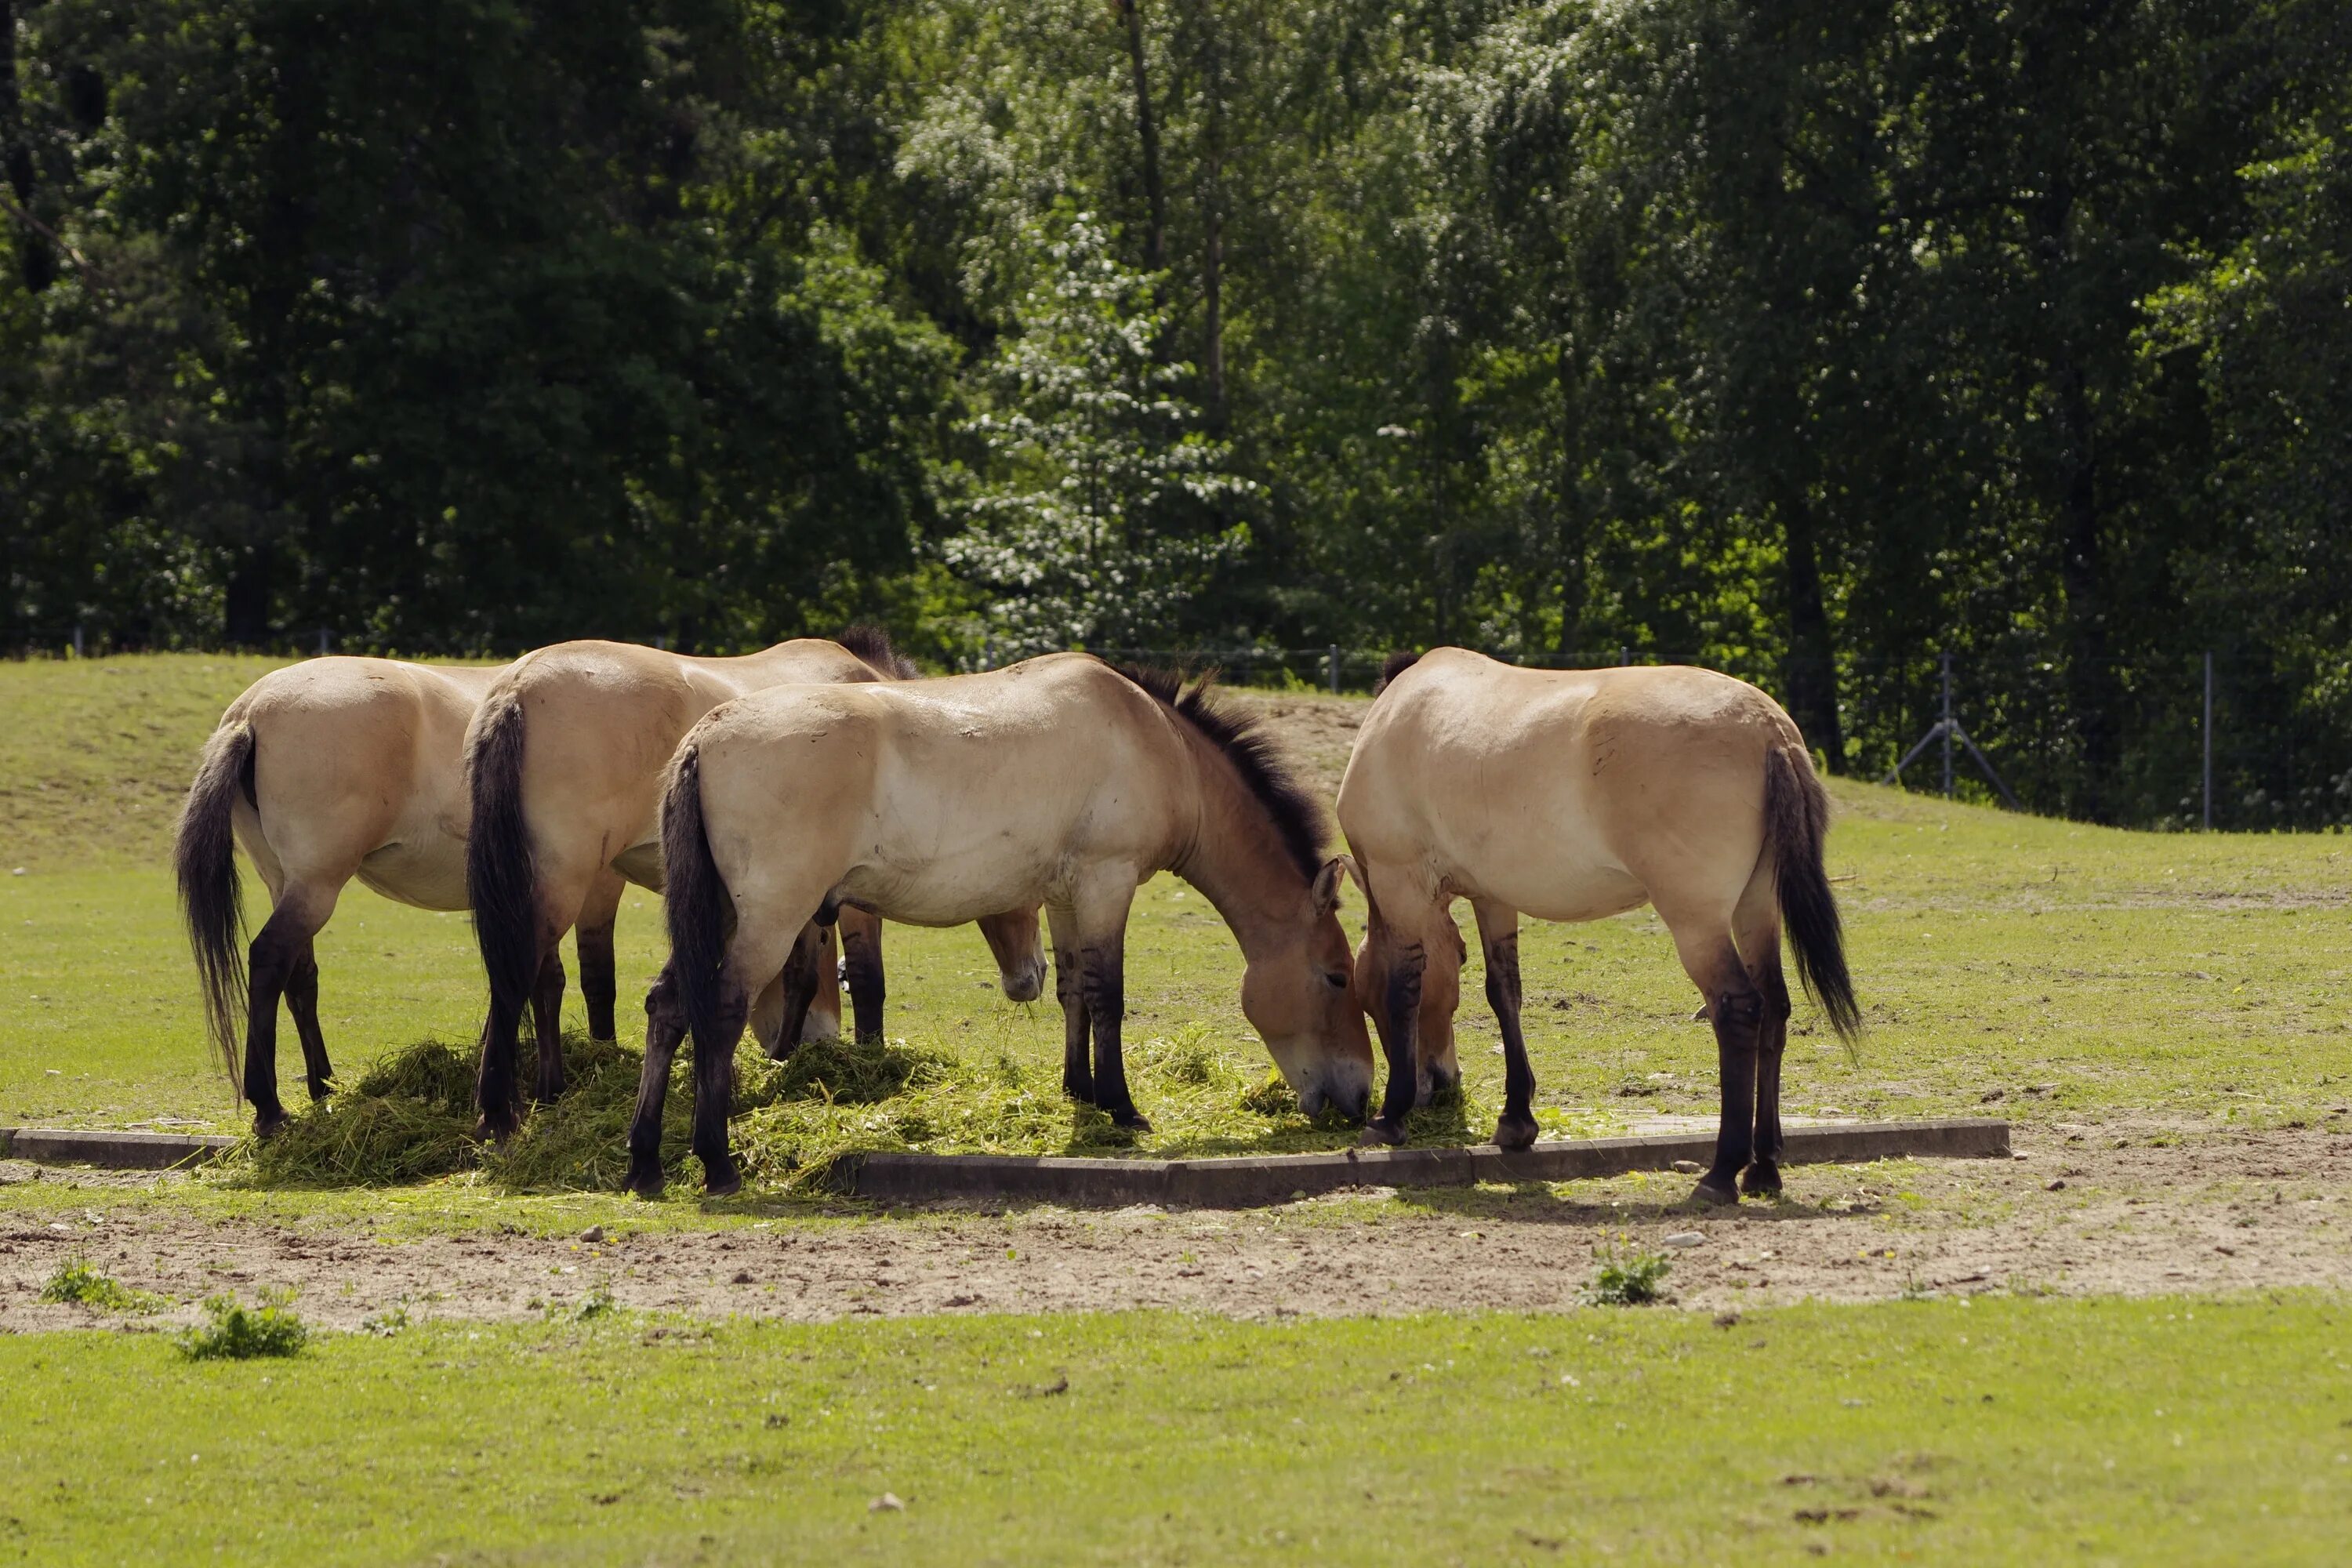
[4, 0, 2347, 826]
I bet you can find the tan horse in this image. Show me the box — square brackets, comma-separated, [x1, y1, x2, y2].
[463, 628, 1047, 1136]
[176, 657, 524, 1136]
[1336, 648, 1861, 1204]
[634, 655, 1374, 1195]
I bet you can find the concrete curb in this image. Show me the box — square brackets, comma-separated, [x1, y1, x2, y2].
[836, 1117, 2011, 1207]
[0, 1127, 238, 1170]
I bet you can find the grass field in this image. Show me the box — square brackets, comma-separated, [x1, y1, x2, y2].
[5, 654, 2350, 1565]
[5, 654, 2348, 1159]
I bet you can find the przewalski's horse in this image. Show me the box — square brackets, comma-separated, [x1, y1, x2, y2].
[176, 656, 521, 1137]
[463, 628, 1047, 1138]
[1336, 648, 1862, 1204]
[635, 655, 1375, 1196]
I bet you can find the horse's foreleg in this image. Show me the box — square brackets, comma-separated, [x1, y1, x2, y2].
[283, 938, 333, 1103]
[1472, 902, 1536, 1150]
[838, 907, 885, 1043]
[529, 949, 568, 1105]
[628, 969, 685, 1198]
[1363, 938, 1425, 1145]
[575, 868, 626, 1044]
[1047, 906, 1093, 1104]
[1081, 940, 1147, 1131]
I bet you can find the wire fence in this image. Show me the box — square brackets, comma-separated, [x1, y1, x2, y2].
[12, 622, 2347, 833]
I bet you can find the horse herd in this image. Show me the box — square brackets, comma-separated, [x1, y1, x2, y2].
[173, 633, 1860, 1206]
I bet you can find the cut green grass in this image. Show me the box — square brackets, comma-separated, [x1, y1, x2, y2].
[2, 1294, 2348, 1564]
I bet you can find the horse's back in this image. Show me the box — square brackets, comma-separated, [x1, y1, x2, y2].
[1341, 649, 1791, 920]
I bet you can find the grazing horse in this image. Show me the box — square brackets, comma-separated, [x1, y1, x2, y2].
[1336, 648, 1862, 1204]
[463, 628, 1047, 1138]
[176, 657, 521, 1137]
[633, 655, 1375, 1196]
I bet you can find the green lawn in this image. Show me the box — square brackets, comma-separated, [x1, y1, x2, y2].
[5, 1295, 2347, 1565]
[2, 653, 2350, 1160]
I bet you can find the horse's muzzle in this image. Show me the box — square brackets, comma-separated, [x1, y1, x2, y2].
[1000, 956, 1048, 1004]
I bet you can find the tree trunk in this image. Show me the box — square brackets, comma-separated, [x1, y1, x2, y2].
[1116, 0, 1167, 281]
[0, 0, 56, 292]
[1777, 484, 1845, 770]
[1553, 339, 1587, 659]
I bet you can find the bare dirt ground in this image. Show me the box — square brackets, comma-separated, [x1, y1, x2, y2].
[4, 1125, 2347, 1332]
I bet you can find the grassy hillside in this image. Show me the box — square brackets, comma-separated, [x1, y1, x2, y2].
[2, 654, 2346, 1152]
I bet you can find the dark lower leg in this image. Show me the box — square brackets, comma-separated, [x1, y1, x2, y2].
[692, 991, 747, 1196]
[1056, 944, 1093, 1103]
[1367, 942, 1425, 1143]
[577, 923, 618, 1042]
[284, 942, 333, 1102]
[1743, 962, 1792, 1196]
[1083, 948, 1146, 1129]
[1697, 988, 1764, 1203]
[841, 918, 885, 1043]
[530, 950, 568, 1105]
[773, 930, 823, 1059]
[627, 971, 684, 1196]
[242, 916, 307, 1136]
[1484, 935, 1537, 1149]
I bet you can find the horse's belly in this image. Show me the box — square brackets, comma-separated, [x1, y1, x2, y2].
[356, 837, 469, 911]
[1451, 843, 1648, 927]
[837, 862, 1037, 929]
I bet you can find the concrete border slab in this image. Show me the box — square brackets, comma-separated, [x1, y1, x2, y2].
[0, 1127, 237, 1170]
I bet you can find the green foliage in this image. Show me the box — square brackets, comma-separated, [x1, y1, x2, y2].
[40, 1256, 162, 1313]
[1589, 1242, 1671, 1306]
[175, 1288, 309, 1360]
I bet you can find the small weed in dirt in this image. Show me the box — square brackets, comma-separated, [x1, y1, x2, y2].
[176, 1288, 309, 1360]
[41, 1256, 161, 1313]
[1591, 1244, 1671, 1305]
[360, 1302, 412, 1337]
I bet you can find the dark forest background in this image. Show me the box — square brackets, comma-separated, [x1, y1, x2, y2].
[4, 0, 2349, 826]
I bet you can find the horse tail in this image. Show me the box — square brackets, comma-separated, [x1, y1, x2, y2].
[175, 719, 253, 1095]
[662, 742, 731, 1058]
[464, 684, 540, 1029]
[1764, 743, 1863, 1044]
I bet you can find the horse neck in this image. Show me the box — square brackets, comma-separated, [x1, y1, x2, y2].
[1172, 735, 1312, 960]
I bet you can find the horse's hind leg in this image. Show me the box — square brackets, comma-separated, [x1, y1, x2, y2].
[529, 948, 568, 1105]
[243, 884, 339, 1138]
[575, 868, 626, 1043]
[1735, 873, 1792, 1196]
[1355, 858, 1449, 1146]
[838, 906, 885, 1043]
[1470, 901, 1537, 1150]
[628, 967, 687, 1198]
[1664, 914, 1763, 1207]
[283, 938, 332, 1102]
[1047, 904, 1094, 1105]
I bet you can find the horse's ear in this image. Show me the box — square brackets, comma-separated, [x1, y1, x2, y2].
[1312, 856, 1348, 915]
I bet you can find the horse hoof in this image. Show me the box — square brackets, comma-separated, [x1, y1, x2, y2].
[1689, 1178, 1740, 1208]
[252, 1111, 292, 1142]
[1359, 1118, 1406, 1148]
[702, 1161, 743, 1199]
[1739, 1162, 1782, 1196]
[1111, 1109, 1153, 1133]
[1492, 1115, 1539, 1151]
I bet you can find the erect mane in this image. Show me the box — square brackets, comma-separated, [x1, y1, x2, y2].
[1112, 663, 1326, 884]
[1374, 649, 1422, 695]
[836, 623, 920, 680]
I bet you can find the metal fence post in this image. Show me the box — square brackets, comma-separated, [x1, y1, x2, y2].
[72, 622, 84, 659]
[2203, 651, 2214, 832]
[316, 627, 329, 655]
[1327, 644, 1341, 694]
[1941, 652, 1954, 799]
[1619, 645, 1629, 666]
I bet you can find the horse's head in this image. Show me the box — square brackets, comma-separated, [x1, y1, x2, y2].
[1241, 857, 1375, 1120]
[1350, 886, 1466, 1102]
[976, 904, 1049, 1002]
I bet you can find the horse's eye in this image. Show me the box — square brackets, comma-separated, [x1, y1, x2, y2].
[1324, 971, 1348, 989]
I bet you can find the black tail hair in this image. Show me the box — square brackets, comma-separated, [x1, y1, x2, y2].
[1374, 651, 1423, 695]
[661, 744, 732, 1058]
[837, 624, 919, 680]
[175, 720, 254, 1095]
[464, 685, 541, 1029]
[1764, 746, 1863, 1043]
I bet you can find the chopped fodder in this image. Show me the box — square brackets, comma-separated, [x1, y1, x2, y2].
[244, 1037, 478, 1187]
[484, 1037, 685, 1192]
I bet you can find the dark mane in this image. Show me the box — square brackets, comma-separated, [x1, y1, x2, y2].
[837, 624, 920, 680]
[1113, 663, 1327, 884]
[1374, 650, 1422, 695]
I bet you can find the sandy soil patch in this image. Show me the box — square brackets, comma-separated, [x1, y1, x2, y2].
[2, 1127, 2346, 1332]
